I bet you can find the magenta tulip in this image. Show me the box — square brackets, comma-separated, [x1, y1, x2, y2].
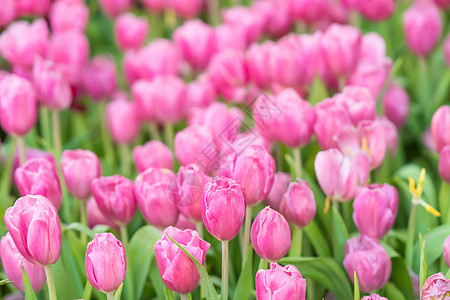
[344, 235, 391, 293]
[420, 273, 450, 300]
[4, 195, 62, 266]
[87, 197, 119, 231]
[49, 0, 89, 32]
[133, 141, 173, 173]
[106, 97, 140, 144]
[439, 146, 450, 183]
[201, 176, 246, 241]
[154, 226, 210, 294]
[98, 0, 132, 17]
[431, 105, 450, 153]
[289, 0, 329, 24]
[255, 262, 306, 300]
[280, 180, 316, 228]
[15, 158, 62, 210]
[266, 172, 291, 212]
[433, 0, 450, 7]
[359, 0, 395, 21]
[91, 175, 136, 225]
[115, 12, 149, 50]
[251, 207, 291, 261]
[246, 41, 275, 89]
[61, 149, 102, 201]
[81, 55, 117, 101]
[169, 0, 203, 19]
[335, 86, 376, 125]
[85, 233, 126, 294]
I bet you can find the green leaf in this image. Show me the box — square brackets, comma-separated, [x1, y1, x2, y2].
[167, 234, 220, 300]
[60, 233, 84, 297]
[279, 257, 353, 300]
[165, 286, 175, 300]
[52, 256, 77, 299]
[331, 205, 349, 262]
[419, 233, 427, 294]
[353, 272, 360, 300]
[423, 225, 450, 266]
[390, 257, 414, 300]
[383, 282, 406, 300]
[82, 280, 93, 300]
[232, 248, 252, 300]
[0, 278, 12, 285]
[22, 267, 37, 300]
[308, 76, 329, 105]
[149, 258, 166, 300]
[64, 222, 109, 239]
[114, 283, 124, 300]
[304, 220, 332, 257]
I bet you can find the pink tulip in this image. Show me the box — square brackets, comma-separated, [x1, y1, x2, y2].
[149, 75, 187, 123]
[361, 295, 388, 300]
[0, 233, 46, 293]
[0, 0, 16, 28]
[313, 98, 351, 149]
[359, 0, 395, 21]
[444, 34, 450, 66]
[115, 13, 149, 50]
[433, 0, 450, 7]
[91, 175, 136, 225]
[266, 172, 291, 212]
[246, 41, 274, 89]
[0, 74, 37, 136]
[186, 76, 217, 108]
[32, 58, 72, 110]
[122, 50, 142, 85]
[85, 233, 126, 294]
[142, 0, 167, 12]
[214, 24, 246, 52]
[155, 226, 210, 294]
[87, 197, 119, 230]
[382, 83, 410, 127]
[81, 55, 117, 101]
[289, 0, 329, 24]
[0, 19, 48, 68]
[49, 0, 89, 32]
[174, 214, 196, 230]
[344, 235, 391, 293]
[12, 148, 56, 178]
[15, 158, 62, 210]
[16, 0, 51, 16]
[171, 164, 211, 223]
[280, 180, 316, 228]
[443, 235, 450, 267]
[348, 59, 392, 99]
[423, 128, 437, 153]
[431, 105, 450, 153]
[106, 97, 140, 144]
[420, 273, 450, 300]
[253, 90, 315, 147]
[251, 207, 291, 261]
[228, 145, 275, 206]
[256, 262, 306, 300]
[133, 141, 173, 173]
[134, 168, 179, 228]
[403, 0, 442, 57]
[353, 183, 398, 239]
[169, 0, 203, 19]
[334, 86, 376, 125]
[137, 39, 180, 80]
[201, 176, 246, 241]
[61, 149, 102, 201]
[173, 19, 216, 71]
[48, 30, 90, 84]
[174, 125, 219, 171]
[98, 0, 132, 17]
[207, 49, 248, 103]
[320, 24, 361, 78]
[251, 0, 292, 38]
[131, 79, 156, 122]
[359, 33, 388, 65]
[4, 195, 62, 266]
[223, 6, 264, 45]
[439, 146, 450, 183]
[377, 117, 399, 156]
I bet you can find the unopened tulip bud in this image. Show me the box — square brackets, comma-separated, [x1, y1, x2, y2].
[49, 0, 89, 32]
[0, 233, 46, 293]
[4, 195, 62, 266]
[420, 273, 450, 300]
[85, 233, 126, 294]
[91, 175, 136, 225]
[201, 176, 246, 241]
[133, 141, 173, 173]
[266, 172, 291, 211]
[106, 97, 140, 144]
[251, 207, 291, 261]
[382, 83, 410, 127]
[280, 180, 316, 228]
[344, 235, 391, 293]
[61, 149, 102, 201]
[115, 13, 149, 50]
[439, 146, 450, 183]
[98, 0, 132, 17]
[359, 0, 395, 21]
[431, 105, 450, 153]
[81, 55, 117, 101]
[15, 158, 62, 210]
[256, 262, 306, 299]
[154, 226, 210, 294]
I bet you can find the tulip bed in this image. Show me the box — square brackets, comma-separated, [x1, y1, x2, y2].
[0, 0, 450, 300]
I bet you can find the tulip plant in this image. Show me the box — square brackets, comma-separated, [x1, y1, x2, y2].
[0, 0, 450, 300]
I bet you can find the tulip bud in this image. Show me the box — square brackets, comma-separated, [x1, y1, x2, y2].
[246, 41, 274, 89]
[49, 0, 89, 32]
[98, 0, 132, 17]
[280, 180, 316, 228]
[186, 76, 217, 108]
[81, 55, 117, 101]
[201, 176, 246, 241]
[382, 83, 410, 127]
[361, 295, 388, 300]
[133, 141, 173, 173]
[115, 13, 149, 50]
[266, 172, 291, 212]
[0, 19, 48, 68]
[154, 226, 210, 294]
[439, 145, 450, 183]
[138, 39, 180, 81]
[87, 197, 119, 231]
[173, 20, 216, 71]
[214, 24, 246, 52]
[420, 273, 450, 299]
[106, 97, 140, 144]
[0, 0, 16, 28]
[0, 233, 46, 293]
[4, 195, 62, 266]
[431, 105, 450, 153]
[335, 86, 376, 125]
[61, 149, 102, 201]
[344, 235, 391, 293]
[403, 0, 442, 57]
[0, 74, 37, 136]
[85, 233, 126, 294]
[15, 158, 62, 210]
[359, 0, 395, 21]
[353, 184, 398, 239]
[444, 34, 450, 66]
[32, 58, 72, 110]
[251, 207, 291, 261]
[255, 262, 306, 299]
[91, 175, 136, 225]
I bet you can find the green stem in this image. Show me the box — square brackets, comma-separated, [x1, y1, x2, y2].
[40, 106, 52, 148]
[99, 101, 115, 168]
[221, 241, 229, 300]
[44, 266, 57, 300]
[242, 206, 253, 265]
[148, 123, 161, 141]
[120, 225, 129, 250]
[119, 144, 131, 177]
[80, 201, 88, 245]
[51, 110, 62, 162]
[438, 182, 450, 224]
[106, 293, 114, 300]
[293, 147, 302, 179]
[164, 122, 174, 151]
[0, 139, 16, 209]
[418, 57, 430, 123]
[275, 144, 284, 171]
[15, 135, 26, 166]
[289, 226, 303, 257]
[406, 201, 418, 267]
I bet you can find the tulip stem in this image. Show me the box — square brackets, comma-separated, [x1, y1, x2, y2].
[418, 57, 430, 122]
[439, 182, 450, 224]
[51, 110, 62, 162]
[99, 101, 115, 168]
[45, 266, 57, 300]
[293, 147, 302, 179]
[119, 144, 131, 177]
[405, 201, 418, 267]
[180, 294, 188, 300]
[106, 293, 114, 300]
[40, 107, 52, 148]
[164, 122, 174, 151]
[15, 135, 26, 166]
[221, 241, 229, 300]
[148, 123, 161, 141]
[289, 226, 303, 257]
[242, 206, 252, 265]
[0, 138, 16, 206]
[120, 225, 129, 249]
